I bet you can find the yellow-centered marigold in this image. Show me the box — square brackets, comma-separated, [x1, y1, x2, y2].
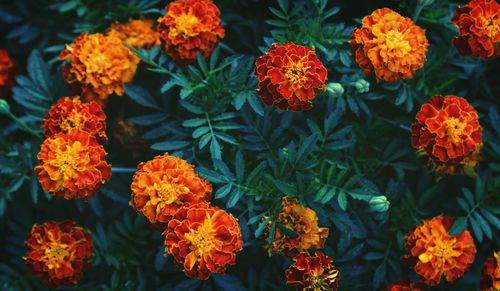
[107, 19, 160, 49]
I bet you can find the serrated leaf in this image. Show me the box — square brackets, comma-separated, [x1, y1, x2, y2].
[27, 50, 50, 93]
[448, 217, 468, 236]
[125, 85, 161, 110]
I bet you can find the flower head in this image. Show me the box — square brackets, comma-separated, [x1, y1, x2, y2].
[35, 129, 111, 200]
[107, 19, 160, 49]
[24, 221, 93, 288]
[387, 280, 426, 291]
[163, 202, 243, 279]
[285, 251, 340, 291]
[350, 8, 428, 82]
[403, 215, 476, 286]
[42, 97, 107, 144]
[60, 32, 139, 106]
[254, 43, 328, 111]
[452, 0, 500, 59]
[265, 197, 329, 257]
[0, 49, 17, 98]
[411, 95, 482, 175]
[157, 0, 225, 65]
[130, 153, 212, 225]
[480, 251, 500, 291]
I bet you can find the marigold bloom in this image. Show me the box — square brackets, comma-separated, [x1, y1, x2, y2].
[350, 8, 428, 82]
[42, 97, 107, 144]
[480, 251, 500, 291]
[403, 215, 476, 286]
[254, 43, 328, 111]
[452, 0, 500, 59]
[411, 95, 482, 175]
[265, 197, 329, 257]
[24, 221, 93, 288]
[130, 153, 212, 225]
[35, 129, 111, 200]
[163, 202, 243, 279]
[107, 19, 160, 49]
[60, 32, 139, 106]
[0, 49, 17, 98]
[387, 280, 426, 291]
[157, 0, 225, 65]
[285, 251, 340, 291]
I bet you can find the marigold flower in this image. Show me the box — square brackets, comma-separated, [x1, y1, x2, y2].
[403, 215, 476, 286]
[163, 202, 243, 279]
[0, 49, 17, 98]
[35, 129, 111, 200]
[130, 153, 212, 225]
[107, 19, 160, 49]
[42, 97, 107, 144]
[411, 95, 482, 175]
[24, 221, 93, 288]
[350, 8, 428, 82]
[387, 280, 426, 291]
[157, 0, 225, 65]
[60, 32, 139, 106]
[480, 251, 500, 291]
[285, 251, 340, 291]
[265, 197, 329, 257]
[254, 43, 328, 111]
[452, 0, 500, 59]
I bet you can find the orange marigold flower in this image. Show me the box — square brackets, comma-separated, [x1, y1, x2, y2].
[452, 0, 500, 59]
[403, 215, 476, 286]
[107, 19, 160, 49]
[60, 32, 139, 106]
[157, 0, 225, 65]
[163, 202, 243, 279]
[130, 153, 212, 225]
[24, 220, 93, 288]
[35, 129, 111, 200]
[0, 49, 17, 98]
[411, 95, 482, 175]
[387, 280, 426, 291]
[42, 97, 107, 144]
[285, 251, 340, 291]
[265, 197, 329, 257]
[480, 251, 500, 291]
[254, 43, 328, 111]
[350, 8, 428, 82]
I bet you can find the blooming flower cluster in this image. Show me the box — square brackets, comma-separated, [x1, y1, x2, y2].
[480, 251, 500, 291]
[106, 19, 160, 49]
[386, 280, 426, 291]
[285, 251, 340, 291]
[0, 49, 17, 98]
[24, 221, 93, 288]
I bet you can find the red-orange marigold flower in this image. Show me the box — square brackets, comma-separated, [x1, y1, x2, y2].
[42, 97, 107, 144]
[411, 95, 482, 175]
[24, 220, 93, 288]
[387, 280, 426, 291]
[254, 43, 328, 111]
[480, 251, 500, 291]
[265, 197, 329, 257]
[157, 0, 225, 65]
[35, 129, 111, 200]
[107, 19, 160, 49]
[452, 0, 500, 59]
[60, 32, 139, 106]
[285, 251, 340, 291]
[403, 215, 476, 286]
[130, 153, 212, 225]
[350, 8, 428, 82]
[163, 202, 243, 279]
[0, 49, 17, 98]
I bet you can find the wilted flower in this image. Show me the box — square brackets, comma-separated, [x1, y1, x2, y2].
[0, 49, 17, 98]
[60, 32, 139, 106]
[130, 153, 212, 225]
[42, 97, 107, 144]
[157, 0, 225, 65]
[163, 202, 243, 279]
[403, 215, 476, 286]
[35, 129, 111, 200]
[255, 43, 328, 111]
[387, 280, 426, 291]
[24, 221, 93, 288]
[350, 8, 428, 82]
[411, 95, 482, 175]
[265, 197, 329, 257]
[285, 251, 340, 291]
[480, 251, 500, 291]
[452, 0, 500, 59]
[107, 19, 160, 49]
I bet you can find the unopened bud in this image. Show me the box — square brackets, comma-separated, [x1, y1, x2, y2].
[354, 79, 370, 93]
[326, 83, 344, 98]
[369, 195, 390, 212]
[0, 99, 10, 115]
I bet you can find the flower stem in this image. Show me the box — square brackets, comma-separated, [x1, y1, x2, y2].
[6, 112, 42, 139]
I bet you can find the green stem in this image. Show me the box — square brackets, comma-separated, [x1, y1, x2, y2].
[111, 167, 137, 173]
[7, 112, 42, 139]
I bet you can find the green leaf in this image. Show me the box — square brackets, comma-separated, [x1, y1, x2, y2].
[272, 180, 297, 196]
[27, 50, 50, 93]
[448, 217, 468, 236]
[210, 138, 222, 160]
[337, 191, 347, 210]
[183, 118, 207, 128]
[151, 141, 190, 151]
[372, 263, 386, 289]
[125, 85, 161, 110]
[255, 218, 270, 238]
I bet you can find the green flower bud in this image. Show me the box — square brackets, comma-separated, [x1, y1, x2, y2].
[369, 195, 390, 212]
[354, 79, 370, 93]
[326, 82, 344, 98]
[0, 99, 10, 115]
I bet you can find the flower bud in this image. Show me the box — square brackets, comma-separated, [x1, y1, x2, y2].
[354, 79, 370, 93]
[326, 82, 344, 98]
[369, 195, 390, 212]
[0, 99, 10, 115]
